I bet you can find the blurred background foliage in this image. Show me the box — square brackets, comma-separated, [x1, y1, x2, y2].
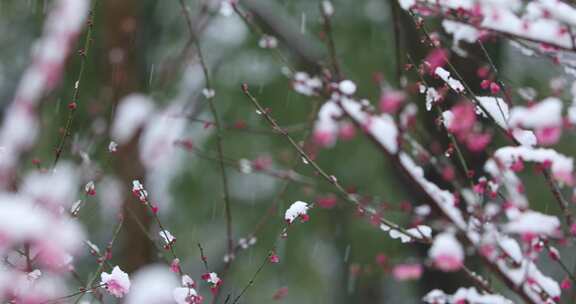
[0, 0, 575, 303]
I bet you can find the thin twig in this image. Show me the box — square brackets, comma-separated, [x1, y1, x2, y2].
[230, 252, 271, 304]
[53, 2, 97, 167]
[320, 3, 341, 80]
[197, 243, 210, 271]
[178, 0, 235, 259]
[389, 0, 403, 84]
[73, 218, 124, 303]
[241, 84, 426, 242]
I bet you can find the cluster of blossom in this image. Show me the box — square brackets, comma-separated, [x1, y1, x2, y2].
[292, 71, 322, 96]
[100, 266, 131, 298]
[132, 180, 149, 203]
[0, 9, 95, 299]
[0, 0, 89, 186]
[201, 272, 222, 295]
[423, 287, 513, 304]
[173, 275, 203, 304]
[0, 163, 86, 302]
[115, 265, 207, 304]
[401, 0, 576, 51]
[5, 0, 576, 302]
[297, 60, 568, 301]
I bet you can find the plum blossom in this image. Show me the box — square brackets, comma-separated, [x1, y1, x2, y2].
[170, 259, 181, 274]
[173, 275, 202, 304]
[316, 195, 337, 209]
[132, 180, 148, 202]
[292, 72, 322, 96]
[258, 35, 278, 49]
[284, 201, 310, 224]
[173, 287, 203, 304]
[379, 90, 405, 114]
[429, 233, 464, 272]
[182, 275, 195, 288]
[272, 287, 289, 300]
[392, 264, 423, 281]
[101, 266, 130, 298]
[444, 102, 475, 137]
[423, 287, 512, 304]
[84, 181, 95, 196]
[313, 102, 342, 148]
[509, 98, 563, 146]
[201, 272, 222, 294]
[269, 253, 280, 264]
[493, 146, 573, 184]
[424, 48, 448, 74]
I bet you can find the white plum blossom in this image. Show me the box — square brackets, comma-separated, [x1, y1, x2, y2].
[292, 72, 322, 96]
[101, 266, 130, 298]
[237, 237, 257, 249]
[284, 201, 309, 224]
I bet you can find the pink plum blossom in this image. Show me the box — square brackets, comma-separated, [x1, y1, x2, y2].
[429, 233, 464, 272]
[101, 266, 131, 298]
[392, 263, 423, 281]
